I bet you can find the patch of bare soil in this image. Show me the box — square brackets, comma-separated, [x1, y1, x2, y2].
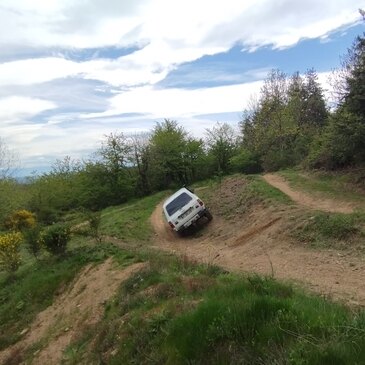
[0, 260, 146, 365]
[151, 177, 365, 306]
[263, 173, 356, 213]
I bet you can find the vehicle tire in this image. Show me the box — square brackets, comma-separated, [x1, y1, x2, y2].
[177, 228, 187, 237]
[205, 209, 213, 221]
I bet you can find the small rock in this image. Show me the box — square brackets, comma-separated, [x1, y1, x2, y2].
[64, 327, 70, 332]
[20, 328, 28, 336]
[111, 349, 118, 356]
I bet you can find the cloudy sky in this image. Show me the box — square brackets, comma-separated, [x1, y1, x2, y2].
[0, 0, 364, 175]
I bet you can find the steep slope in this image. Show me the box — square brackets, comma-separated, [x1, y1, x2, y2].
[0, 260, 146, 365]
[151, 176, 365, 305]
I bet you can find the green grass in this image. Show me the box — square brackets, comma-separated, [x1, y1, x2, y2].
[0, 241, 137, 351]
[100, 191, 168, 242]
[292, 211, 365, 251]
[3, 174, 365, 364]
[243, 175, 293, 206]
[196, 174, 292, 221]
[279, 169, 365, 205]
[63, 253, 365, 365]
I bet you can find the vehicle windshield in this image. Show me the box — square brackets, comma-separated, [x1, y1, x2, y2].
[166, 192, 192, 216]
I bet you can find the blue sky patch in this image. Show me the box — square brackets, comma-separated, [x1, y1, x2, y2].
[159, 23, 364, 89]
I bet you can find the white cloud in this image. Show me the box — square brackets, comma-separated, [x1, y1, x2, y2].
[0, 0, 362, 173]
[0, 0, 363, 89]
[0, 71, 333, 172]
[82, 81, 264, 119]
[1, 0, 361, 51]
[0, 58, 80, 86]
[0, 80, 264, 170]
[0, 96, 56, 121]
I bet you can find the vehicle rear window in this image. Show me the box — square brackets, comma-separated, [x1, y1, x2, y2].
[166, 192, 192, 216]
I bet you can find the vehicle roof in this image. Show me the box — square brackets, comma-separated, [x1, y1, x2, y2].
[163, 187, 196, 209]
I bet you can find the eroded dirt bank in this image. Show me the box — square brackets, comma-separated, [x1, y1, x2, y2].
[151, 177, 365, 306]
[0, 260, 146, 365]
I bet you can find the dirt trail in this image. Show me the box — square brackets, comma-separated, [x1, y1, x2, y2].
[151, 188, 365, 306]
[263, 173, 355, 213]
[0, 260, 146, 365]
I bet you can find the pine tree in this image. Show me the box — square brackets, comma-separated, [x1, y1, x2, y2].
[344, 35, 365, 116]
[303, 68, 328, 128]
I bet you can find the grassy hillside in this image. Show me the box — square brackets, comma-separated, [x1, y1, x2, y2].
[1, 173, 365, 364]
[99, 191, 168, 242]
[63, 251, 365, 365]
[279, 169, 365, 204]
[273, 170, 365, 251]
[0, 242, 138, 352]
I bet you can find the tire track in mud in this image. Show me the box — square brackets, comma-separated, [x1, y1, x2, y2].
[230, 217, 282, 247]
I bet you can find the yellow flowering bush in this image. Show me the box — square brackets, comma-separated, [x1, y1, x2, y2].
[0, 232, 23, 273]
[4, 209, 36, 231]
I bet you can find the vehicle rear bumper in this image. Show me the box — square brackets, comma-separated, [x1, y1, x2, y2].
[176, 209, 207, 232]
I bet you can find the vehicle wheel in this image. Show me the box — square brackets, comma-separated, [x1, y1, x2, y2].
[177, 229, 187, 237]
[205, 209, 213, 221]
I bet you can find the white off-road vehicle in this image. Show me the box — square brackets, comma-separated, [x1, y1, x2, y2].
[163, 187, 212, 233]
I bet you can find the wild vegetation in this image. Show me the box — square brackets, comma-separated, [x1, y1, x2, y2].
[0, 183, 363, 364]
[0, 13, 364, 365]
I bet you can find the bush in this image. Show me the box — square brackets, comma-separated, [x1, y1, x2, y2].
[0, 232, 23, 273]
[261, 148, 297, 172]
[40, 224, 70, 256]
[34, 206, 60, 225]
[86, 211, 102, 243]
[22, 226, 42, 258]
[4, 209, 36, 231]
[309, 214, 358, 240]
[307, 111, 365, 170]
[230, 150, 262, 174]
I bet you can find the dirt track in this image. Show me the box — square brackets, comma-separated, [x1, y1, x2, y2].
[150, 177, 365, 306]
[263, 173, 355, 213]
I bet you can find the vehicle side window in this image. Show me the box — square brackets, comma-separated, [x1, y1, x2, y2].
[166, 193, 192, 216]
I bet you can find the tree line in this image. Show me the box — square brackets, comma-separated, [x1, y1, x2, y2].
[0, 24, 364, 225]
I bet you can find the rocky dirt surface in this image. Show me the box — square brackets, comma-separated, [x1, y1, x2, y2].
[151, 176, 365, 306]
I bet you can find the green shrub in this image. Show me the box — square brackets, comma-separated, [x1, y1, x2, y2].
[22, 225, 42, 258]
[261, 148, 297, 172]
[34, 206, 61, 225]
[307, 111, 365, 170]
[230, 150, 262, 174]
[86, 211, 102, 243]
[303, 213, 358, 240]
[40, 224, 70, 256]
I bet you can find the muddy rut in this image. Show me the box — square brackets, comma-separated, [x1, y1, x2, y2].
[150, 183, 365, 306]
